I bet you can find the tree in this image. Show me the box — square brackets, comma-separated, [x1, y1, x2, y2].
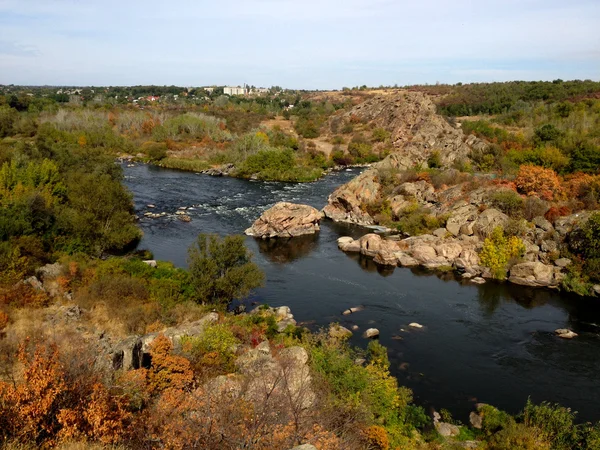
[188, 233, 264, 306]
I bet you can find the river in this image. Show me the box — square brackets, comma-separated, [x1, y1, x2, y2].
[123, 163, 600, 423]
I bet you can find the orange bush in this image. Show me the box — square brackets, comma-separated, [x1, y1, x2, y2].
[515, 165, 563, 200]
[363, 425, 390, 450]
[0, 343, 67, 443]
[544, 206, 572, 223]
[0, 310, 8, 330]
[147, 334, 194, 394]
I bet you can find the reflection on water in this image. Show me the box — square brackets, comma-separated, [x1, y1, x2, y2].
[123, 163, 600, 423]
[255, 234, 319, 264]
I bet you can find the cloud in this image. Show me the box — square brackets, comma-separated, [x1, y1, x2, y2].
[0, 40, 39, 57]
[0, 0, 598, 87]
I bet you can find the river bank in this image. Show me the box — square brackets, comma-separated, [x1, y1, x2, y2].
[123, 163, 600, 423]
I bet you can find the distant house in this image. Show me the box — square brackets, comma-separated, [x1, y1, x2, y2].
[224, 86, 247, 96]
[146, 96, 159, 102]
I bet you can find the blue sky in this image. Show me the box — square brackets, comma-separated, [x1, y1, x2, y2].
[0, 0, 599, 88]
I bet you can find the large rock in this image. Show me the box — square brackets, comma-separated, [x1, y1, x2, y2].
[245, 202, 323, 238]
[338, 236, 360, 252]
[472, 208, 509, 238]
[445, 204, 478, 236]
[359, 233, 384, 257]
[509, 262, 561, 287]
[323, 170, 379, 225]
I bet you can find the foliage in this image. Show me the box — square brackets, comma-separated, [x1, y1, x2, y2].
[147, 334, 194, 394]
[187, 233, 264, 306]
[480, 227, 526, 278]
[515, 165, 563, 200]
[427, 150, 442, 169]
[489, 189, 524, 218]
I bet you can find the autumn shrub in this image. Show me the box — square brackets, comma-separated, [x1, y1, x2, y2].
[544, 206, 571, 224]
[147, 334, 194, 394]
[0, 310, 8, 330]
[515, 165, 563, 200]
[480, 227, 526, 278]
[364, 425, 390, 450]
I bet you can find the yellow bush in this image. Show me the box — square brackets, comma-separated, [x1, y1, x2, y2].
[480, 227, 526, 279]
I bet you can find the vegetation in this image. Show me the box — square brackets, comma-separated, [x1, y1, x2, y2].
[187, 233, 264, 306]
[480, 227, 526, 279]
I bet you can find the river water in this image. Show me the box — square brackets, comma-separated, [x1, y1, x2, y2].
[123, 163, 600, 423]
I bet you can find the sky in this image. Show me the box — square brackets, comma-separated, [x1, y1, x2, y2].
[0, 0, 599, 89]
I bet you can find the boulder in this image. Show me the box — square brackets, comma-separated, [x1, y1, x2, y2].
[435, 421, 460, 437]
[509, 262, 561, 288]
[555, 328, 578, 339]
[554, 258, 572, 268]
[337, 236, 360, 252]
[245, 202, 323, 238]
[343, 306, 364, 315]
[373, 248, 398, 266]
[408, 322, 423, 329]
[363, 328, 380, 338]
[396, 252, 419, 267]
[436, 242, 463, 260]
[359, 233, 384, 257]
[469, 411, 483, 429]
[445, 205, 478, 237]
[143, 260, 157, 268]
[472, 208, 509, 238]
[329, 324, 353, 340]
[322, 170, 379, 225]
[532, 216, 553, 231]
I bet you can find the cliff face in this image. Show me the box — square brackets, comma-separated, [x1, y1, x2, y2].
[324, 91, 487, 225]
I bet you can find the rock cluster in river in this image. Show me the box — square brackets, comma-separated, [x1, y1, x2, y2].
[245, 202, 323, 238]
[325, 164, 598, 291]
[336, 204, 590, 289]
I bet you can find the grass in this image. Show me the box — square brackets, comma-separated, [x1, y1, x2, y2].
[158, 157, 211, 172]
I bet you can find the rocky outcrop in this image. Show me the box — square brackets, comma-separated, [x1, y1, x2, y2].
[322, 170, 379, 225]
[246, 202, 323, 238]
[508, 262, 563, 288]
[330, 91, 486, 171]
[112, 312, 219, 370]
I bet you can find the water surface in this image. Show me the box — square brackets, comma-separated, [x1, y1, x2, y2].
[123, 163, 600, 423]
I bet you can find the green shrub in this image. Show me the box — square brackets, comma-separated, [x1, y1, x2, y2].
[181, 322, 239, 365]
[523, 399, 578, 450]
[372, 127, 391, 142]
[187, 233, 264, 306]
[427, 150, 442, 169]
[489, 190, 524, 218]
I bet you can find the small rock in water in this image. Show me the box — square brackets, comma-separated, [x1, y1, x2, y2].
[408, 322, 423, 329]
[147, 204, 155, 208]
[555, 328, 578, 339]
[391, 335, 403, 340]
[351, 325, 359, 331]
[178, 215, 191, 222]
[342, 306, 364, 315]
[178, 206, 187, 210]
[363, 328, 379, 338]
[471, 277, 486, 284]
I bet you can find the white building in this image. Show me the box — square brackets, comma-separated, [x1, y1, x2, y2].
[224, 86, 247, 96]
